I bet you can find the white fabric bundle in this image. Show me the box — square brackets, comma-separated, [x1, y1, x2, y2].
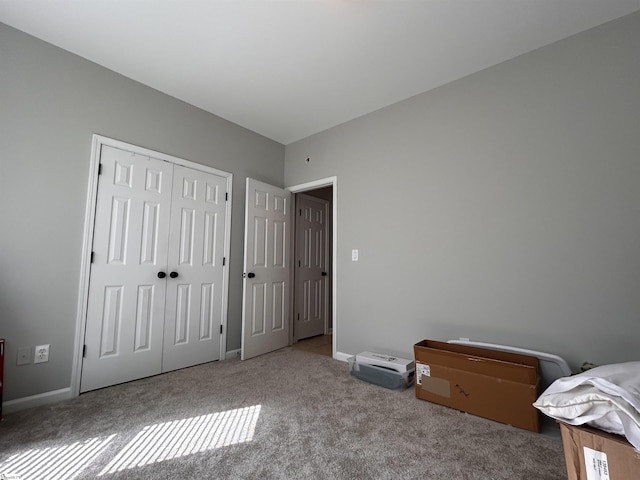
[533, 361, 640, 449]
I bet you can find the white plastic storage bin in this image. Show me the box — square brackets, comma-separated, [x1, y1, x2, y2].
[348, 353, 415, 390]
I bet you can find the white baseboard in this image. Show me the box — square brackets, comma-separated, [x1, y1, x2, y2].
[2, 387, 72, 415]
[335, 351, 351, 362]
[225, 349, 241, 360]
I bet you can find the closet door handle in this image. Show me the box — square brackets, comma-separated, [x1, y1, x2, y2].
[157, 272, 167, 279]
[169, 271, 179, 279]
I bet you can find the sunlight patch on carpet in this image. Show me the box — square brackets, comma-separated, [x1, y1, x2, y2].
[98, 405, 262, 475]
[0, 434, 116, 480]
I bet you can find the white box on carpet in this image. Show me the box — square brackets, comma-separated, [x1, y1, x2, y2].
[354, 351, 415, 373]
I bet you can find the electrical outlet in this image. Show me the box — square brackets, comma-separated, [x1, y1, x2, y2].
[17, 346, 32, 366]
[34, 344, 50, 364]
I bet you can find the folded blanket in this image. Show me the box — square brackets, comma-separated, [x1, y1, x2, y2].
[533, 361, 640, 449]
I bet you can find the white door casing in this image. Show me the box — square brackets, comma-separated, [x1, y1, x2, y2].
[162, 165, 227, 372]
[241, 178, 291, 360]
[286, 177, 338, 359]
[79, 137, 231, 393]
[295, 194, 329, 340]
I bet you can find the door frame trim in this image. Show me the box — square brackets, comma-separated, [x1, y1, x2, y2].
[71, 134, 233, 396]
[286, 176, 337, 359]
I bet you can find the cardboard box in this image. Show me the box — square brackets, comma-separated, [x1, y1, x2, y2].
[559, 422, 640, 480]
[414, 339, 540, 432]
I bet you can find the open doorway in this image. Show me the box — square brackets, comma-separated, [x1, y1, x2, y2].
[287, 177, 337, 359]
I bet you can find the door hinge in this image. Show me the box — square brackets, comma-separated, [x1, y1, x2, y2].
[297, 313, 300, 321]
[223, 257, 226, 266]
[220, 325, 223, 334]
[98, 163, 102, 175]
[83, 345, 87, 358]
[299, 209, 302, 216]
[91, 251, 95, 263]
[225, 192, 228, 201]
[298, 260, 301, 267]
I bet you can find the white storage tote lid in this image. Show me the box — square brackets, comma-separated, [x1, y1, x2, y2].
[354, 351, 415, 374]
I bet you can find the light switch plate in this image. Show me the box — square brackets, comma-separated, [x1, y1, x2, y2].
[351, 249, 359, 261]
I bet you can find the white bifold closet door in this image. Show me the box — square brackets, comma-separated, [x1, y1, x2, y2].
[81, 145, 226, 393]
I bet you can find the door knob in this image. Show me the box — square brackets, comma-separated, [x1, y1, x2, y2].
[157, 272, 166, 279]
[321, 272, 328, 276]
[169, 271, 179, 279]
[247, 272, 256, 278]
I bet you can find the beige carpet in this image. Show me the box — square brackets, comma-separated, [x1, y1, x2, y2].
[292, 334, 332, 357]
[0, 348, 567, 479]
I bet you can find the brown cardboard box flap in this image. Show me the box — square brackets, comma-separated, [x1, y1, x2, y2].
[414, 340, 538, 383]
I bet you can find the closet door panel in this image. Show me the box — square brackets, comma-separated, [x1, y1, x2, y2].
[81, 146, 172, 392]
[162, 165, 227, 372]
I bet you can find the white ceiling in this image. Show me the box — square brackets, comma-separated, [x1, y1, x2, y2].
[1, 1, 639, 145]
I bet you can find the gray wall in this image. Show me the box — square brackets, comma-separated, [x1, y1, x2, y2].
[0, 23, 284, 401]
[285, 12, 640, 371]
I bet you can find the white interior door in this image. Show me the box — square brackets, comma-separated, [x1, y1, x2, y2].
[162, 165, 227, 371]
[81, 145, 172, 392]
[241, 178, 291, 360]
[295, 194, 329, 340]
